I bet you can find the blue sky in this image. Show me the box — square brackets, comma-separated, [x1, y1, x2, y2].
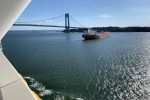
[12, 0, 150, 30]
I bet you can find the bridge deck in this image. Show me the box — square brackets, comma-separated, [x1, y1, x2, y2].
[13, 24, 85, 29]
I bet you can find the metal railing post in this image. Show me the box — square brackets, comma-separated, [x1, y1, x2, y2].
[0, 41, 2, 52]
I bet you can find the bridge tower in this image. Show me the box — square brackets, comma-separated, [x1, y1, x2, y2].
[65, 13, 70, 33]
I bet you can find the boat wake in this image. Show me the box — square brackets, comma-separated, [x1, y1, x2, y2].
[24, 76, 83, 100]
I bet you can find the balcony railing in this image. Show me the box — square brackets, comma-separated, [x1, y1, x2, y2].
[0, 41, 2, 51]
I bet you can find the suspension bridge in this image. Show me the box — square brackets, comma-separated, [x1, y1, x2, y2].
[13, 13, 88, 33]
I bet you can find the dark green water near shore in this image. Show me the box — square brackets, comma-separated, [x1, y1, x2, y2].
[2, 31, 150, 100]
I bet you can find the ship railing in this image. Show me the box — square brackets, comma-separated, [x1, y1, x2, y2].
[0, 41, 2, 51]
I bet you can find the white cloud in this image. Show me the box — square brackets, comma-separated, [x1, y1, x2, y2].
[98, 14, 113, 18]
[130, 7, 150, 12]
[138, 8, 149, 12]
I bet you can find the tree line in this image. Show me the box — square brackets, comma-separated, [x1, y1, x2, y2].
[68, 27, 150, 32]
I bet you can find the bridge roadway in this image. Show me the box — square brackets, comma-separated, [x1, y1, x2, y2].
[13, 23, 86, 29]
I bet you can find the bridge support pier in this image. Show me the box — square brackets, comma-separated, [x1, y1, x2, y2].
[65, 13, 70, 33]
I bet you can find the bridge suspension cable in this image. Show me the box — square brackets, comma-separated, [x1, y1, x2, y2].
[69, 15, 85, 27]
[14, 13, 89, 32]
[16, 14, 65, 23]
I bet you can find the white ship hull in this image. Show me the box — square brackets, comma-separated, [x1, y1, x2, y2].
[0, 0, 39, 100]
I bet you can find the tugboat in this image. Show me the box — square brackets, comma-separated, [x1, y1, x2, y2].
[82, 29, 110, 40]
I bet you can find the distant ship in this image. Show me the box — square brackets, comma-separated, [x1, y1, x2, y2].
[82, 29, 110, 40]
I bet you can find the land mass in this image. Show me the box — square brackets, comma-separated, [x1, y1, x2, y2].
[64, 27, 150, 32]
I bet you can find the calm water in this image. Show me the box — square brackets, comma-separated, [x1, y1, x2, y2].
[2, 31, 150, 100]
